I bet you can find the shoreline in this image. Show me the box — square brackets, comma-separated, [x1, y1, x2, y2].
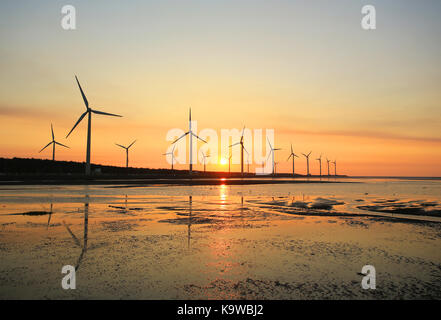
[0, 177, 353, 186]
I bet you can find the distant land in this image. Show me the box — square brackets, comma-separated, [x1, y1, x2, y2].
[0, 157, 349, 186]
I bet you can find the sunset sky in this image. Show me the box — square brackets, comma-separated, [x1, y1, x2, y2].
[1, 0, 441, 176]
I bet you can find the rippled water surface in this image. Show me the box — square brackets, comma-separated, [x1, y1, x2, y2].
[1, 178, 440, 299]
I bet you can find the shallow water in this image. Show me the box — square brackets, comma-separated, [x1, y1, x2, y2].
[0, 178, 440, 299]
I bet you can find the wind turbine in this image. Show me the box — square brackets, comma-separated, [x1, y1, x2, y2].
[229, 126, 248, 176]
[171, 108, 207, 175]
[163, 144, 177, 170]
[39, 124, 69, 161]
[302, 151, 312, 176]
[115, 140, 136, 168]
[267, 137, 281, 176]
[228, 153, 232, 174]
[66, 76, 122, 175]
[200, 151, 210, 172]
[333, 160, 337, 176]
[274, 161, 279, 175]
[316, 154, 322, 176]
[326, 158, 331, 176]
[287, 143, 299, 177]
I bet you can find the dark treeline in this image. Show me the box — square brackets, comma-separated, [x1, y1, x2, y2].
[0, 157, 250, 179]
[0, 158, 345, 184]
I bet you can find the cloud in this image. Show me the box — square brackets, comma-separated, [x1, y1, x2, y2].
[278, 128, 441, 144]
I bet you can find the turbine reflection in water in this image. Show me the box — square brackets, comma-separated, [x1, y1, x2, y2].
[63, 195, 89, 271]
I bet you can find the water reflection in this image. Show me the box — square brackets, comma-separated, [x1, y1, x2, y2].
[46, 203, 53, 229]
[188, 195, 192, 249]
[219, 184, 227, 209]
[63, 195, 89, 271]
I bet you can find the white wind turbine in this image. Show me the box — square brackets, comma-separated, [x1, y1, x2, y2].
[163, 144, 177, 170]
[66, 76, 122, 175]
[171, 108, 207, 175]
[302, 151, 312, 176]
[287, 143, 299, 177]
[326, 158, 331, 176]
[200, 151, 210, 172]
[332, 160, 337, 176]
[39, 124, 69, 161]
[229, 126, 248, 176]
[115, 140, 136, 168]
[267, 137, 281, 176]
[316, 154, 323, 177]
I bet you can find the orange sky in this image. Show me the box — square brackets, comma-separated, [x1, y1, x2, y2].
[1, 1, 441, 176]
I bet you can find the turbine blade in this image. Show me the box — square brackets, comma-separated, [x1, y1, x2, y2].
[274, 148, 282, 151]
[266, 150, 272, 162]
[115, 143, 126, 149]
[55, 141, 70, 148]
[290, 143, 293, 154]
[172, 132, 189, 144]
[267, 137, 273, 149]
[192, 132, 207, 143]
[91, 109, 122, 117]
[51, 123, 54, 141]
[66, 111, 88, 138]
[75, 75, 89, 109]
[243, 146, 249, 155]
[229, 142, 240, 148]
[39, 141, 53, 153]
[128, 140, 137, 148]
[287, 154, 292, 161]
[240, 126, 245, 142]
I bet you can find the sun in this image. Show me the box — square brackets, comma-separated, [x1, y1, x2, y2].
[220, 158, 228, 165]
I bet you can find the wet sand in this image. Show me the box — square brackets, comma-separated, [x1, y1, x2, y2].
[1, 182, 441, 299]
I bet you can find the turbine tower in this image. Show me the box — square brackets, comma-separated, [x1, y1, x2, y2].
[39, 124, 69, 161]
[229, 126, 248, 176]
[171, 108, 207, 175]
[274, 161, 279, 175]
[267, 137, 281, 176]
[326, 158, 331, 176]
[316, 154, 322, 176]
[333, 160, 337, 176]
[67, 76, 122, 175]
[200, 151, 210, 172]
[287, 143, 299, 177]
[163, 144, 177, 170]
[302, 151, 312, 176]
[115, 140, 136, 168]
